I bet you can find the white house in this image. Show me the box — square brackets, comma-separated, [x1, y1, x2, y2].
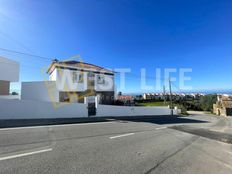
[0, 58, 179, 119]
[22, 60, 115, 104]
[0, 57, 19, 98]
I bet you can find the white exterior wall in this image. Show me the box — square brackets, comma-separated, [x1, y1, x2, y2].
[49, 68, 114, 92]
[53, 68, 88, 92]
[0, 99, 87, 119]
[0, 99, 178, 119]
[94, 74, 114, 91]
[49, 68, 57, 81]
[0, 95, 20, 100]
[0, 57, 19, 82]
[96, 105, 177, 117]
[21, 81, 59, 102]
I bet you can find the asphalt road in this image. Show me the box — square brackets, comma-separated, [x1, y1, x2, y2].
[0, 114, 232, 174]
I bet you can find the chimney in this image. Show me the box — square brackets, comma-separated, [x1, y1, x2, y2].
[52, 59, 59, 63]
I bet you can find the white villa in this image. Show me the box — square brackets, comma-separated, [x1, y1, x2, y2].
[22, 60, 115, 104]
[0, 57, 178, 119]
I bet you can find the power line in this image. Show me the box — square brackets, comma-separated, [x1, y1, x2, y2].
[115, 72, 169, 81]
[0, 29, 35, 54]
[0, 47, 52, 61]
[171, 81, 188, 94]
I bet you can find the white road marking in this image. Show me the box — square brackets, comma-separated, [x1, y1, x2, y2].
[225, 150, 232, 156]
[110, 133, 135, 139]
[0, 148, 52, 161]
[223, 163, 232, 170]
[0, 121, 114, 131]
[156, 126, 167, 130]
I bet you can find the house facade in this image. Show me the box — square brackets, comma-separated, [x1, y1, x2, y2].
[0, 57, 19, 97]
[46, 60, 115, 104]
[22, 60, 115, 104]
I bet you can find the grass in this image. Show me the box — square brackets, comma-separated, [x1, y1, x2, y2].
[137, 101, 190, 115]
[136, 101, 169, 107]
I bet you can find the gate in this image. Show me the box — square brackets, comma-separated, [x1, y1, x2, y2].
[86, 96, 97, 117]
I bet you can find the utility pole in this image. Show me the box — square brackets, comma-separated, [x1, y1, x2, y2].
[169, 78, 173, 116]
[163, 85, 166, 105]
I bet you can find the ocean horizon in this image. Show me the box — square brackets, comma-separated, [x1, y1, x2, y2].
[124, 89, 232, 96]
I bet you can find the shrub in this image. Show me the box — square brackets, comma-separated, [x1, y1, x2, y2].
[178, 105, 188, 115]
[199, 94, 217, 112]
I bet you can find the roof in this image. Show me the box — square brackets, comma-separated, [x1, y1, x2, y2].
[117, 95, 134, 101]
[47, 60, 114, 75]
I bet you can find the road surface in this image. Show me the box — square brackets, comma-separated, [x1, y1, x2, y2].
[0, 114, 232, 174]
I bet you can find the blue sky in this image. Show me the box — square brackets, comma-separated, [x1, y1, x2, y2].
[0, 0, 232, 93]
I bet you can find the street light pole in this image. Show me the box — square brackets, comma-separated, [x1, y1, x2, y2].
[163, 85, 166, 105]
[169, 78, 173, 116]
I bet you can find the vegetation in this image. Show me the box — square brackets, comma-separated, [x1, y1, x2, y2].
[113, 100, 125, 106]
[136, 101, 168, 107]
[118, 91, 122, 96]
[11, 92, 19, 95]
[199, 94, 217, 112]
[135, 94, 217, 113]
[177, 104, 188, 115]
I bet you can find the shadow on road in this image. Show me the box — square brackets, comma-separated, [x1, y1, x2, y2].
[171, 125, 232, 144]
[114, 115, 208, 125]
[0, 115, 208, 128]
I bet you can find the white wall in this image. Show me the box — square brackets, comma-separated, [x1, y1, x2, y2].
[0, 99, 88, 119]
[0, 57, 19, 82]
[0, 99, 178, 120]
[96, 105, 177, 117]
[94, 74, 114, 91]
[55, 69, 88, 92]
[21, 81, 59, 102]
[50, 68, 114, 92]
[0, 95, 20, 100]
[49, 68, 57, 81]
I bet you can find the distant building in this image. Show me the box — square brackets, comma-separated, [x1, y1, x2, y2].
[117, 95, 134, 106]
[0, 57, 19, 99]
[142, 92, 205, 101]
[143, 93, 164, 100]
[117, 95, 134, 102]
[213, 94, 232, 116]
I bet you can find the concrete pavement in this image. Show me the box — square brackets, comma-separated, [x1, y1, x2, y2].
[0, 114, 231, 174]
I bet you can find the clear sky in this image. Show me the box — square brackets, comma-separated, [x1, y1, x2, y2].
[0, 0, 232, 93]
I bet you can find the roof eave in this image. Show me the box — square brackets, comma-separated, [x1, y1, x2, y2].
[47, 63, 115, 75]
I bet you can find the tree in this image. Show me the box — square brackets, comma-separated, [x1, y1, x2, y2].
[199, 94, 217, 112]
[11, 92, 18, 95]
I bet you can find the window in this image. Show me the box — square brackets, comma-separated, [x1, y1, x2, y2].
[78, 73, 84, 83]
[97, 74, 105, 84]
[73, 72, 84, 83]
[73, 72, 78, 83]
